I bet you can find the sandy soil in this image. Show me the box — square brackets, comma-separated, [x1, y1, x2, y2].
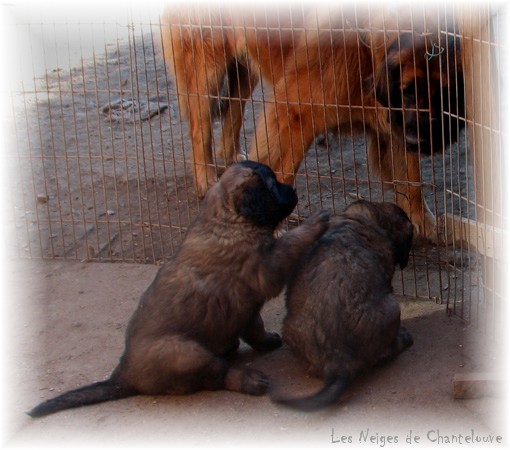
[1, 259, 506, 449]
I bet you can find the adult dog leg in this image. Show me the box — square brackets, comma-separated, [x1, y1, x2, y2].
[219, 60, 259, 166]
[249, 101, 321, 186]
[187, 94, 219, 197]
[368, 136, 436, 240]
[164, 22, 231, 197]
[394, 149, 437, 241]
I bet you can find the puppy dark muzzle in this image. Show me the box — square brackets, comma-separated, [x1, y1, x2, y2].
[240, 160, 298, 219]
[275, 184, 298, 218]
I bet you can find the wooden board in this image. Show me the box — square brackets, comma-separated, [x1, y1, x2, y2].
[441, 213, 506, 261]
[453, 372, 506, 399]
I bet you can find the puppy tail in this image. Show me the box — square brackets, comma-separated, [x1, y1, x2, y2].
[27, 379, 135, 418]
[271, 377, 350, 412]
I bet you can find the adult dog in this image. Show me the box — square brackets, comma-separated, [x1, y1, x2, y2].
[161, 5, 464, 240]
[29, 161, 329, 417]
[273, 200, 414, 411]
[248, 6, 464, 240]
[161, 5, 305, 196]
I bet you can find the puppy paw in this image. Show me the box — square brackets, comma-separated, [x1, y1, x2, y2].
[250, 332, 283, 352]
[225, 367, 270, 396]
[241, 368, 270, 396]
[304, 209, 330, 235]
[224, 339, 241, 355]
[398, 327, 414, 350]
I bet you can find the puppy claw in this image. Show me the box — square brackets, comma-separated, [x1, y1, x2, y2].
[241, 369, 270, 396]
[225, 367, 270, 396]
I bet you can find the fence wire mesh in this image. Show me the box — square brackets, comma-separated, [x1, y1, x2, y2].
[2, 2, 507, 334]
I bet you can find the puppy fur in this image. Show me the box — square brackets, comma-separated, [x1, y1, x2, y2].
[29, 161, 329, 417]
[274, 201, 414, 411]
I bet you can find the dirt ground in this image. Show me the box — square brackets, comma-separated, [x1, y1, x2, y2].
[6, 20, 473, 265]
[0, 259, 506, 449]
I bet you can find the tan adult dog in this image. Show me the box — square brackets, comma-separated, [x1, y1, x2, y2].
[273, 200, 414, 411]
[29, 161, 329, 417]
[161, 4, 305, 195]
[161, 5, 464, 240]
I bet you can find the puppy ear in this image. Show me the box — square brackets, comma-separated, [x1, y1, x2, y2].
[395, 242, 411, 269]
[394, 223, 413, 269]
[236, 186, 280, 228]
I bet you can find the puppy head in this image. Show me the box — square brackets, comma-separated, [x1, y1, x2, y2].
[345, 200, 414, 269]
[206, 160, 297, 228]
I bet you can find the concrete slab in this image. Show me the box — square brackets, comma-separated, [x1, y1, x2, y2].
[0, 259, 506, 449]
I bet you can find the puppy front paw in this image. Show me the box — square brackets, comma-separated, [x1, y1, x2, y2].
[304, 209, 330, 236]
[397, 326, 414, 350]
[250, 332, 283, 352]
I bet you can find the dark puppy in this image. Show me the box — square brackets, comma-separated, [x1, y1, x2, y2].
[29, 161, 329, 417]
[273, 201, 413, 411]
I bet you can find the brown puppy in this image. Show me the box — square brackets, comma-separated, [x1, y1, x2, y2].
[28, 161, 329, 417]
[273, 201, 414, 411]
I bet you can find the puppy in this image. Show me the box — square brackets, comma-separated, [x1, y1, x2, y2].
[273, 201, 414, 411]
[29, 161, 329, 417]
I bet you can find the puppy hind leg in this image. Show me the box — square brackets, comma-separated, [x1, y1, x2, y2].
[224, 366, 270, 396]
[395, 326, 414, 351]
[375, 326, 414, 367]
[125, 335, 269, 396]
[171, 352, 269, 396]
[121, 336, 223, 394]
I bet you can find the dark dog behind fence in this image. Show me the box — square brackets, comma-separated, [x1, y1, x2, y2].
[3, 4, 505, 331]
